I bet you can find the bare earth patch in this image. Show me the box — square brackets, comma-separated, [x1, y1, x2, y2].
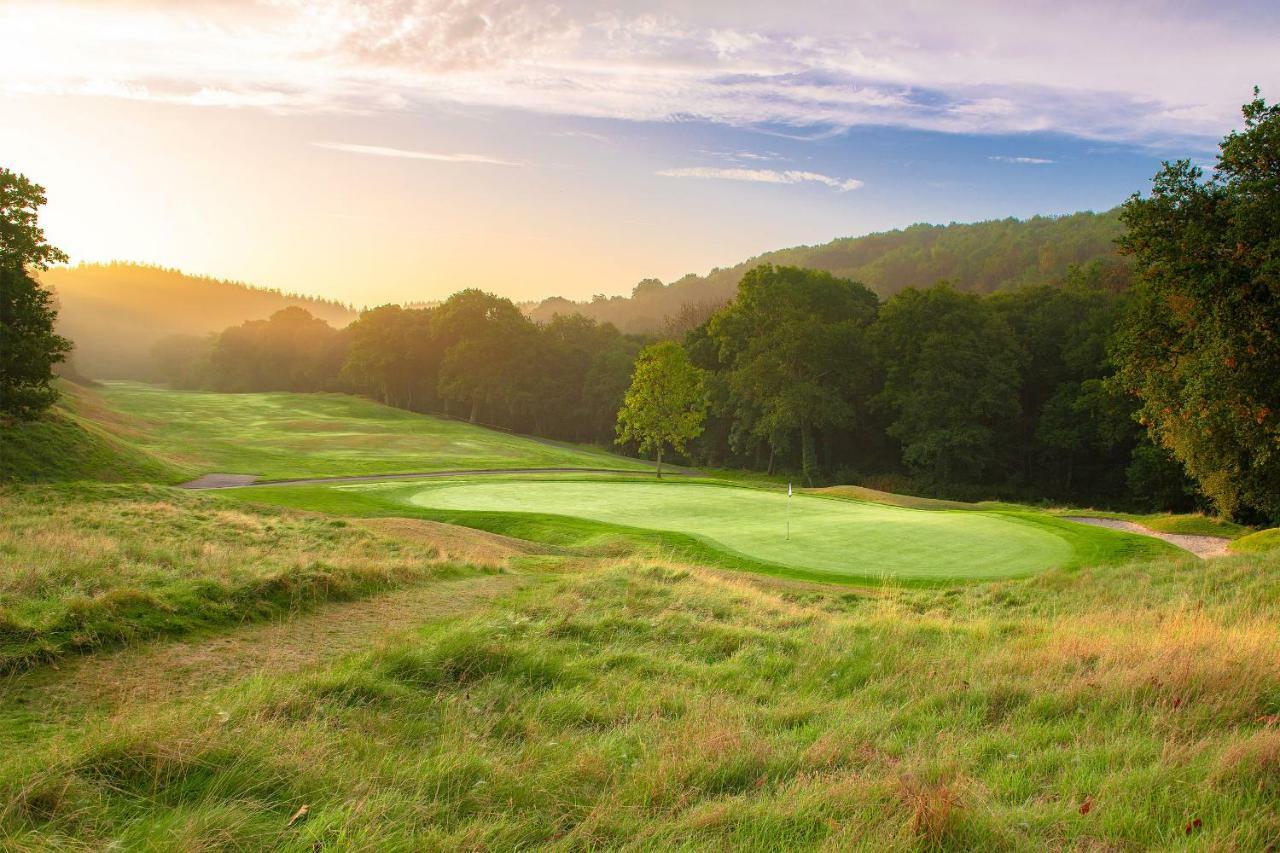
[3, 574, 525, 722]
[1062, 516, 1232, 558]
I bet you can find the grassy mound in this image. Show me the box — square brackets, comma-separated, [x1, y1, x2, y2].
[1231, 528, 1280, 554]
[5, 549, 1280, 848]
[0, 385, 186, 485]
[96, 382, 653, 479]
[0, 484, 486, 672]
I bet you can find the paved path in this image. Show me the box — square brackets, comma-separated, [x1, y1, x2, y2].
[1061, 516, 1232, 558]
[179, 465, 701, 490]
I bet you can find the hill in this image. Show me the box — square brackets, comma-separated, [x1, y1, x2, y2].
[42, 263, 357, 378]
[0, 382, 188, 485]
[530, 209, 1129, 333]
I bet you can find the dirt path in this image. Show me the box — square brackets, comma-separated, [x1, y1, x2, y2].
[179, 466, 701, 490]
[1061, 516, 1232, 558]
[2, 574, 527, 725]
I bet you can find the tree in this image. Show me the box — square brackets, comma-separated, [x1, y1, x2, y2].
[1115, 90, 1280, 520]
[707, 265, 879, 485]
[433, 289, 535, 423]
[0, 169, 70, 420]
[616, 341, 707, 477]
[872, 284, 1024, 485]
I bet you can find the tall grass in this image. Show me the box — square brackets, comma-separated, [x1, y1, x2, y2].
[0, 484, 488, 671]
[5, 548, 1280, 849]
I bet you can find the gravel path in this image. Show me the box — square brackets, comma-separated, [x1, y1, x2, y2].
[178, 465, 700, 490]
[1061, 516, 1232, 558]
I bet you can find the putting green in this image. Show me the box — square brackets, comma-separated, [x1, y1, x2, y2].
[406, 480, 1075, 581]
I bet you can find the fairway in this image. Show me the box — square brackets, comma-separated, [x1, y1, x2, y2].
[406, 480, 1078, 581]
[96, 382, 652, 479]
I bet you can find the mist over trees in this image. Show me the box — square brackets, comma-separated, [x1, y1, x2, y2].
[529, 210, 1130, 334]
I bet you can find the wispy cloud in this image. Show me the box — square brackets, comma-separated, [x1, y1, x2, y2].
[312, 142, 521, 166]
[1, 1, 1271, 148]
[989, 155, 1055, 164]
[657, 167, 863, 192]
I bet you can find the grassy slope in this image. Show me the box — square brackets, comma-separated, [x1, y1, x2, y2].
[226, 476, 1175, 585]
[0, 383, 188, 485]
[1232, 528, 1280, 554]
[0, 484, 490, 672]
[4, 549, 1280, 849]
[98, 382, 652, 479]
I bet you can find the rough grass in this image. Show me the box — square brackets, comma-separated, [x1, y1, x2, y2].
[0, 484, 492, 672]
[96, 381, 653, 479]
[0, 384, 187, 485]
[4, 549, 1280, 849]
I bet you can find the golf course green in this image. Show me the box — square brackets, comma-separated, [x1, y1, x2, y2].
[398, 479, 1125, 581]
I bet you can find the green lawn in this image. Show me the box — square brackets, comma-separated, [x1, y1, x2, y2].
[230, 477, 1175, 583]
[96, 382, 652, 479]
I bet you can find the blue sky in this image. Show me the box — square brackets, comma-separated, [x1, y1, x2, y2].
[0, 0, 1275, 304]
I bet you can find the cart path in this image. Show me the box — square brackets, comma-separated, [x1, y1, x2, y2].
[178, 466, 700, 490]
[1061, 516, 1232, 558]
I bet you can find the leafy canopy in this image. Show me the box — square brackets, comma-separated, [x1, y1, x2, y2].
[616, 340, 707, 474]
[0, 169, 70, 420]
[1115, 89, 1280, 520]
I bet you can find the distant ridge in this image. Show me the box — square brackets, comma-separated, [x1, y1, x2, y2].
[530, 209, 1129, 333]
[44, 262, 357, 378]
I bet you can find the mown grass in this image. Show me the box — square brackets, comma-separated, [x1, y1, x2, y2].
[0, 484, 487, 672]
[4, 548, 1280, 849]
[226, 476, 1177, 586]
[96, 381, 653, 479]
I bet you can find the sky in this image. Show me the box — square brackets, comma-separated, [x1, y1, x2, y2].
[1, 0, 1277, 306]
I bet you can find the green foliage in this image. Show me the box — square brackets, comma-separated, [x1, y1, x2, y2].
[616, 341, 708, 475]
[707, 265, 879, 485]
[0, 169, 70, 420]
[1115, 91, 1280, 521]
[872, 285, 1024, 483]
[208, 306, 347, 393]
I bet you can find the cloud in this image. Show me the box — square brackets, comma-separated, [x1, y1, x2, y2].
[1, 1, 1272, 148]
[657, 166, 863, 191]
[989, 155, 1055, 164]
[311, 141, 521, 166]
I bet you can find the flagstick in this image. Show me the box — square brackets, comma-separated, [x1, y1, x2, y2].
[786, 481, 791, 541]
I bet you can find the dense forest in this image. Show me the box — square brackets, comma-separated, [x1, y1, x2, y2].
[147, 252, 1193, 513]
[530, 210, 1130, 333]
[44, 263, 356, 378]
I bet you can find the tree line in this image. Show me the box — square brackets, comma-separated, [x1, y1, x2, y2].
[7, 92, 1278, 522]
[151, 291, 644, 446]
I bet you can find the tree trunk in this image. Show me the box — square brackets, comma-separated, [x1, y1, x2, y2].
[767, 445, 775, 476]
[656, 446, 663, 479]
[800, 418, 817, 487]
[469, 399, 479, 424]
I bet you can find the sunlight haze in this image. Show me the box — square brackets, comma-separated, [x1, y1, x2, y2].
[2, 0, 1276, 304]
